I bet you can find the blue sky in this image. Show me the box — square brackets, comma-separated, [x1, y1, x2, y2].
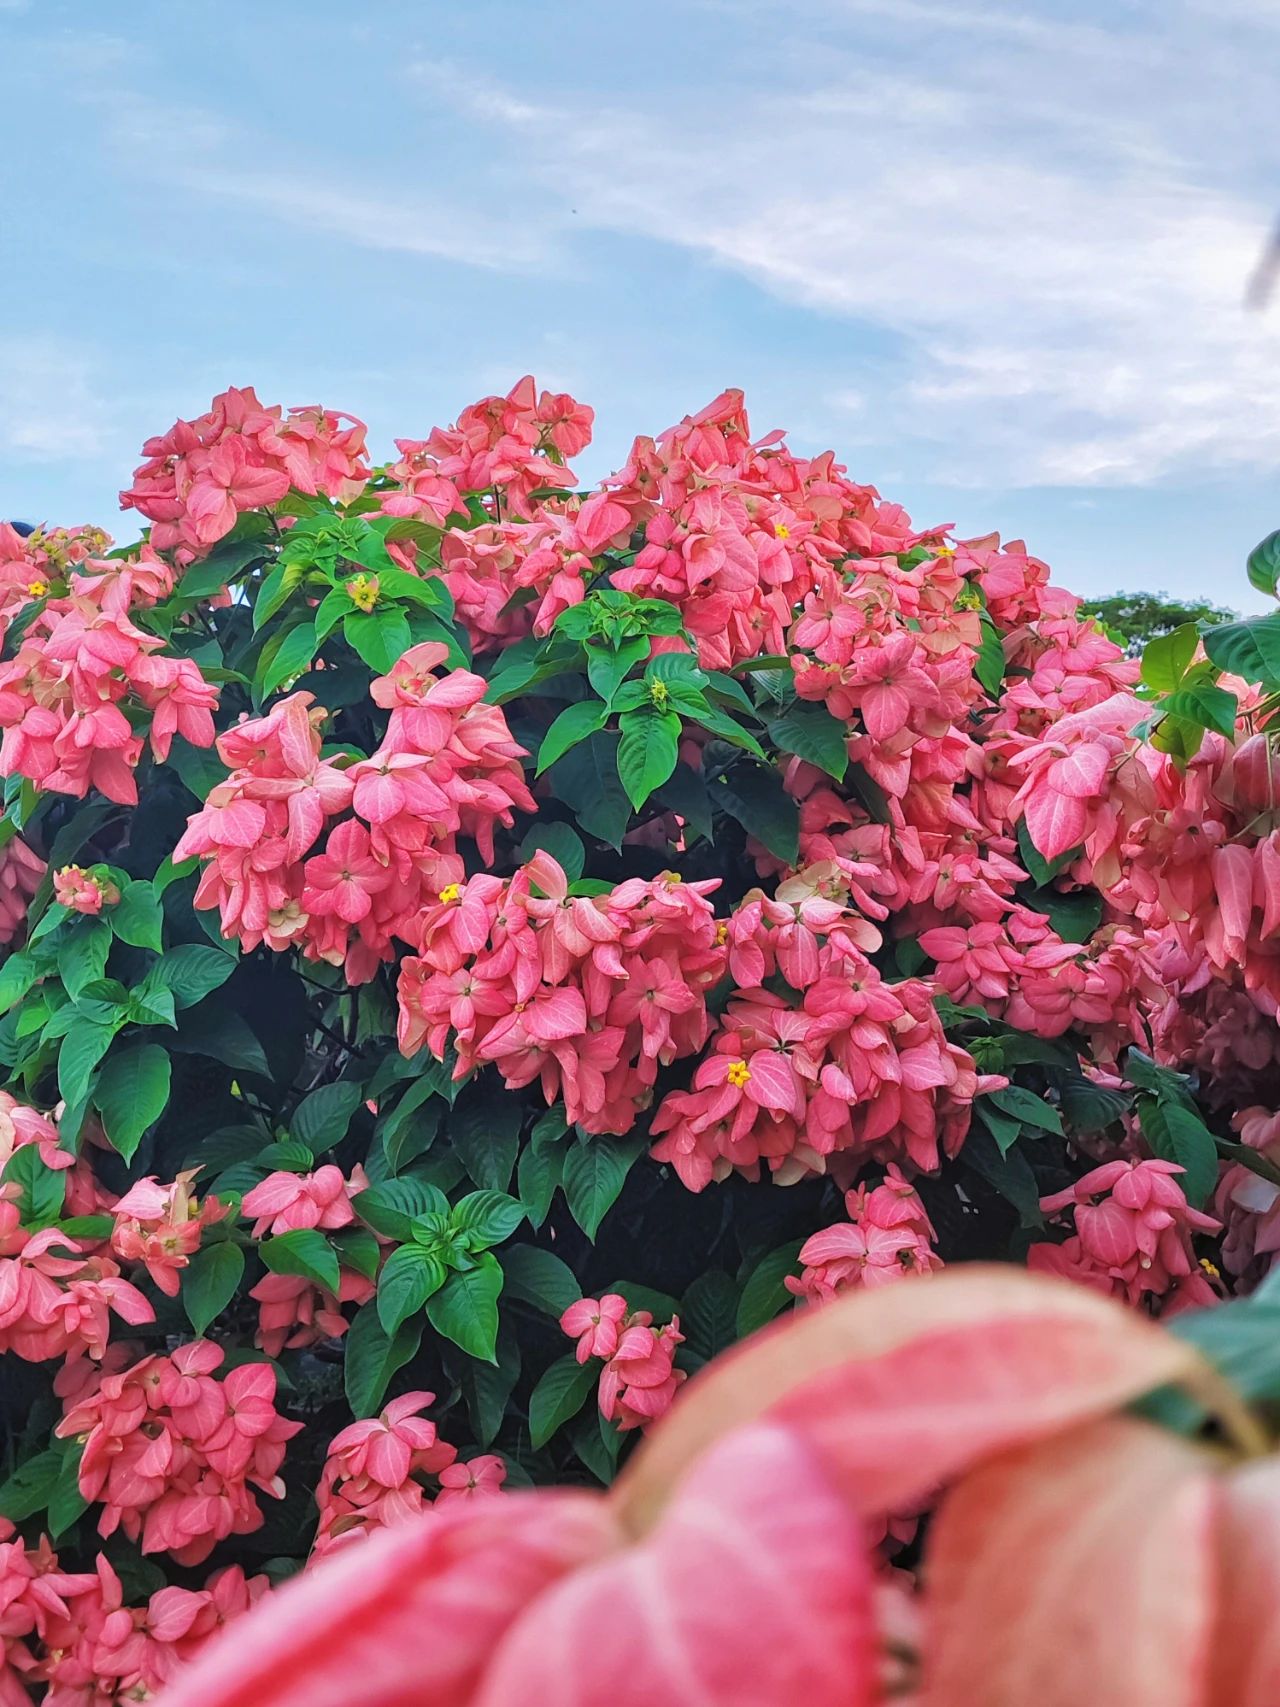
[3, 0, 1280, 609]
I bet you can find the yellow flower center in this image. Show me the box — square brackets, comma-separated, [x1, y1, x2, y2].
[774, 522, 791, 538]
[649, 678, 669, 706]
[714, 922, 728, 944]
[1199, 1258, 1221, 1280]
[26, 580, 48, 598]
[935, 545, 955, 557]
[438, 883, 462, 904]
[727, 1059, 751, 1088]
[346, 572, 380, 612]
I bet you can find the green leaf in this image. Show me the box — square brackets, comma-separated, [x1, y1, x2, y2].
[426, 1252, 503, 1362]
[1202, 613, 1280, 688]
[1060, 1074, 1130, 1134]
[252, 560, 303, 630]
[984, 1084, 1064, 1137]
[343, 607, 413, 674]
[1016, 818, 1078, 886]
[344, 1304, 424, 1418]
[653, 764, 713, 846]
[681, 1271, 739, 1362]
[517, 1124, 567, 1229]
[183, 1241, 245, 1335]
[1022, 885, 1103, 944]
[456, 1330, 521, 1447]
[617, 708, 681, 809]
[519, 822, 586, 882]
[292, 1081, 362, 1151]
[451, 1191, 526, 1248]
[94, 1043, 172, 1162]
[1248, 528, 1280, 597]
[1139, 1097, 1219, 1208]
[330, 1226, 381, 1281]
[170, 1004, 270, 1078]
[528, 1354, 597, 1450]
[586, 634, 649, 704]
[47, 1443, 88, 1541]
[535, 701, 609, 775]
[353, 1175, 449, 1241]
[562, 1132, 644, 1240]
[260, 1228, 341, 1293]
[378, 1082, 442, 1176]
[1160, 682, 1238, 740]
[0, 949, 38, 1014]
[708, 763, 800, 864]
[58, 918, 111, 999]
[736, 1240, 804, 1337]
[110, 879, 165, 952]
[259, 618, 319, 697]
[57, 1021, 116, 1110]
[963, 1124, 1043, 1227]
[499, 1243, 580, 1317]
[377, 1243, 448, 1334]
[0, 1448, 61, 1523]
[165, 736, 228, 803]
[1140, 622, 1200, 693]
[2, 1143, 65, 1227]
[684, 700, 766, 759]
[449, 1082, 521, 1192]
[766, 702, 850, 780]
[148, 943, 237, 1008]
[546, 732, 631, 848]
[1125, 1048, 1196, 1108]
[975, 617, 1006, 698]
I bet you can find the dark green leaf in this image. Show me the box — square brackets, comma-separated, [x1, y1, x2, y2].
[546, 731, 632, 848]
[1203, 613, 1280, 688]
[766, 702, 849, 780]
[292, 1081, 362, 1152]
[377, 1243, 448, 1333]
[708, 763, 800, 863]
[1060, 1075, 1130, 1134]
[535, 700, 609, 775]
[681, 1271, 739, 1362]
[617, 707, 681, 809]
[183, 1242, 245, 1335]
[57, 1021, 116, 1109]
[984, 1084, 1064, 1136]
[260, 1228, 341, 1293]
[148, 944, 237, 1008]
[1161, 682, 1238, 740]
[353, 1175, 449, 1241]
[260, 618, 319, 696]
[449, 1082, 521, 1192]
[94, 1043, 171, 1162]
[963, 1124, 1044, 1227]
[344, 1304, 424, 1418]
[528, 1354, 597, 1450]
[1139, 1097, 1219, 1208]
[2, 1143, 65, 1227]
[426, 1252, 503, 1362]
[0, 1448, 61, 1523]
[519, 822, 586, 882]
[111, 880, 165, 953]
[0, 950, 38, 1014]
[58, 919, 111, 999]
[975, 618, 1006, 698]
[653, 764, 713, 846]
[451, 1191, 526, 1247]
[500, 1244, 581, 1317]
[736, 1240, 804, 1337]
[562, 1132, 645, 1240]
[1247, 528, 1280, 597]
[47, 1443, 88, 1541]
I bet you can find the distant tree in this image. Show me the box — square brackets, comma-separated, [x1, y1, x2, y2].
[1079, 589, 1239, 656]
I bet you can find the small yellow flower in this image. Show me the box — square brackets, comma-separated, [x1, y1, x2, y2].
[774, 522, 791, 539]
[438, 883, 462, 904]
[26, 579, 48, 598]
[1200, 1258, 1221, 1280]
[649, 678, 670, 706]
[935, 545, 956, 557]
[727, 1059, 751, 1088]
[345, 572, 380, 612]
[715, 922, 728, 945]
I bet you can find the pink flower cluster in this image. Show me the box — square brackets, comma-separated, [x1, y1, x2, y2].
[0, 836, 44, 946]
[0, 552, 218, 804]
[0, 520, 112, 645]
[560, 1294, 687, 1432]
[1029, 1158, 1221, 1313]
[313, 1392, 495, 1556]
[652, 883, 990, 1191]
[0, 1521, 266, 1707]
[56, 1341, 301, 1565]
[0, 1204, 154, 1366]
[109, 1171, 228, 1298]
[397, 850, 726, 1133]
[120, 385, 369, 561]
[786, 1164, 943, 1304]
[381, 374, 590, 527]
[174, 644, 534, 983]
[52, 863, 119, 916]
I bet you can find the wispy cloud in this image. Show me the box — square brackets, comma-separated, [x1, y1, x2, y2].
[0, 339, 111, 463]
[402, 10, 1280, 490]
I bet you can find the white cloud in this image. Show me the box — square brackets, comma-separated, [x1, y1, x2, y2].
[408, 9, 1280, 489]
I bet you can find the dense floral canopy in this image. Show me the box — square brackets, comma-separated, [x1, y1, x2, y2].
[1, 377, 1279, 1703]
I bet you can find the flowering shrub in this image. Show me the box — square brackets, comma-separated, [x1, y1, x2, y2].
[2, 379, 1280, 1699]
